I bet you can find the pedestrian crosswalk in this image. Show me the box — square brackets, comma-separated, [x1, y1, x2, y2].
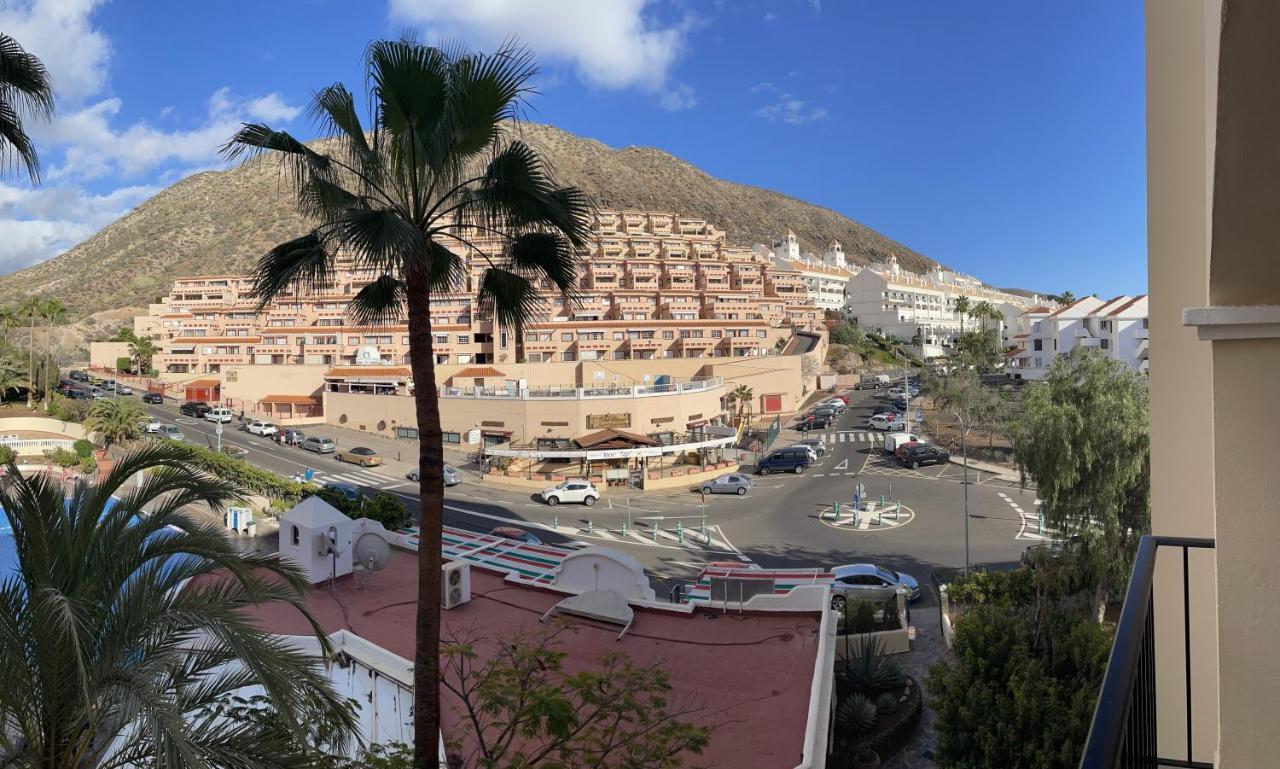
[313, 468, 408, 489]
[816, 431, 879, 444]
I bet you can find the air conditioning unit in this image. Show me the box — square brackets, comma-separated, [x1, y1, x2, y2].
[441, 561, 472, 610]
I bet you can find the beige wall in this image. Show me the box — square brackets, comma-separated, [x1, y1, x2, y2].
[88, 341, 131, 369]
[221, 364, 326, 406]
[1146, 0, 1221, 762]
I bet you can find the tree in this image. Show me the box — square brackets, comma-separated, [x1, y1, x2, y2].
[84, 396, 146, 448]
[109, 326, 139, 344]
[20, 295, 40, 407]
[221, 39, 591, 767]
[1015, 347, 1150, 603]
[953, 295, 971, 335]
[0, 33, 54, 183]
[116, 356, 133, 373]
[0, 356, 24, 401]
[360, 490, 410, 530]
[439, 628, 711, 768]
[39, 298, 65, 409]
[129, 335, 157, 374]
[727, 384, 754, 421]
[829, 321, 865, 348]
[0, 443, 356, 768]
[952, 330, 1002, 374]
[0, 306, 20, 347]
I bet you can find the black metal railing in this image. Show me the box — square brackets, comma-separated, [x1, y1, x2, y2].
[1079, 535, 1215, 769]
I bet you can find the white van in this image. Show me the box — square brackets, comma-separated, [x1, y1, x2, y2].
[205, 407, 234, 423]
[883, 432, 921, 455]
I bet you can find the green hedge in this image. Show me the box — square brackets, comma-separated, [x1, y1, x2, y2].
[164, 439, 310, 504]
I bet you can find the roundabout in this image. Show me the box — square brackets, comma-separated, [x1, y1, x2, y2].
[817, 500, 916, 532]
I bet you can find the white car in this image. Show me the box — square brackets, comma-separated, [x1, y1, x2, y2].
[869, 414, 905, 431]
[246, 420, 278, 437]
[541, 479, 599, 506]
[116, 384, 134, 395]
[204, 407, 234, 423]
[142, 418, 163, 434]
[788, 444, 820, 462]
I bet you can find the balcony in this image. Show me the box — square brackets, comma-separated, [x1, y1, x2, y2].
[1079, 535, 1215, 769]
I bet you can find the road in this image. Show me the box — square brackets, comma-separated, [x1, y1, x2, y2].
[135, 387, 1041, 592]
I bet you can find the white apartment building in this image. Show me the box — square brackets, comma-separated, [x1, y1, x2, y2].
[1005, 294, 1148, 380]
[754, 230, 858, 312]
[842, 256, 1031, 357]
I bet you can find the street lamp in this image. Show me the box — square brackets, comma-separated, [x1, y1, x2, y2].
[953, 410, 971, 575]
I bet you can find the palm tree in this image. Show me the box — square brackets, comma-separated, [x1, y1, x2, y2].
[0, 357, 23, 401]
[84, 396, 145, 448]
[129, 335, 157, 375]
[0, 305, 20, 348]
[0, 34, 54, 183]
[39, 298, 66, 410]
[0, 443, 356, 768]
[970, 300, 996, 334]
[953, 295, 970, 335]
[221, 39, 590, 765]
[730, 384, 754, 422]
[19, 295, 41, 407]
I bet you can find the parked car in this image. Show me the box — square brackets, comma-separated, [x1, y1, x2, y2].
[828, 394, 851, 404]
[204, 407, 234, 423]
[811, 406, 838, 418]
[180, 402, 211, 417]
[756, 447, 812, 475]
[829, 563, 921, 609]
[794, 438, 828, 457]
[68, 370, 88, 382]
[88, 388, 107, 399]
[899, 444, 950, 469]
[246, 420, 279, 437]
[280, 427, 306, 446]
[489, 526, 543, 545]
[882, 432, 921, 455]
[820, 400, 846, 414]
[868, 414, 905, 431]
[541, 479, 599, 506]
[323, 482, 362, 503]
[790, 444, 820, 463]
[68, 389, 91, 400]
[890, 397, 909, 411]
[796, 415, 833, 431]
[142, 392, 164, 404]
[302, 436, 336, 454]
[335, 446, 382, 467]
[854, 379, 881, 390]
[141, 417, 163, 433]
[156, 425, 185, 442]
[406, 464, 460, 486]
[700, 473, 753, 496]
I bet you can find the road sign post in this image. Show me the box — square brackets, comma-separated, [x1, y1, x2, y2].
[215, 422, 223, 453]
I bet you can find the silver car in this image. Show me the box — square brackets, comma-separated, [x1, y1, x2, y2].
[157, 425, 185, 442]
[302, 436, 336, 454]
[700, 473, 753, 496]
[829, 563, 922, 610]
[793, 439, 828, 457]
[407, 464, 460, 486]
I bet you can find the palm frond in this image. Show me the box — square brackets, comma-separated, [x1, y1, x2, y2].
[219, 124, 334, 194]
[0, 33, 54, 182]
[249, 232, 337, 307]
[348, 274, 406, 328]
[477, 268, 542, 331]
[508, 232, 582, 300]
[444, 42, 537, 160]
[333, 207, 425, 273]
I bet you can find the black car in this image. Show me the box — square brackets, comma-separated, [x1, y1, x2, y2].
[180, 401, 212, 417]
[899, 444, 950, 469]
[854, 379, 881, 390]
[142, 392, 164, 404]
[796, 414, 833, 431]
[68, 370, 88, 382]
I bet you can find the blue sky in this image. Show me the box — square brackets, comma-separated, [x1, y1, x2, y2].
[0, 0, 1146, 297]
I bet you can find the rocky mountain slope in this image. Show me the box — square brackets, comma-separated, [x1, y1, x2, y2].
[0, 122, 935, 319]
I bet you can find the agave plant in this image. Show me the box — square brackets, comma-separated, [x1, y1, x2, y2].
[221, 39, 591, 764]
[0, 443, 356, 768]
[840, 637, 905, 695]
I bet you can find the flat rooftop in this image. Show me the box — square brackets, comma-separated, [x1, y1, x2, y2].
[239, 551, 823, 768]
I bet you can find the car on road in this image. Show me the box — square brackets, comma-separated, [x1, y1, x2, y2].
[335, 447, 382, 467]
[701, 473, 753, 495]
[302, 436, 336, 454]
[322, 482, 362, 503]
[756, 447, 812, 475]
[407, 464, 460, 486]
[489, 526, 543, 545]
[541, 479, 599, 506]
[115, 384, 134, 395]
[796, 415, 833, 431]
[829, 563, 922, 609]
[142, 392, 164, 404]
[280, 428, 306, 446]
[205, 407, 234, 423]
[793, 438, 828, 457]
[868, 414, 905, 431]
[69, 370, 88, 382]
[790, 444, 820, 462]
[828, 394, 850, 404]
[899, 444, 950, 469]
[883, 432, 921, 455]
[88, 387, 107, 399]
[180, 402, 211, 418]
[156, 425, 185, 441]
[854, 379, 881, 390]
[811, 406, 839, 418]
[246, 420, 279, 437]
[141, 417, 163, 433]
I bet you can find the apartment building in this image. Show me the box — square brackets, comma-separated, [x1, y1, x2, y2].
[118, 210, 822, 379]
[755, 231, 859, 312]
[1005, 294, 1148, 380]
[842, 256, 1032, 357]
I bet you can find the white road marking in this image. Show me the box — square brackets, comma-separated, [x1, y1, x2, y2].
[833, 458, 849, 471]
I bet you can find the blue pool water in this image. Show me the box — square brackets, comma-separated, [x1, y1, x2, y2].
[1, 498, 123, 578]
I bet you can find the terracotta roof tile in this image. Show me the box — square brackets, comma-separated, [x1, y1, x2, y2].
[453, 366, 506, 378]
[323, 366, 411, 378]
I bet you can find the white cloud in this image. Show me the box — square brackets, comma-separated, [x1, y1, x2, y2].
[755, 94, 828, 125]
[0, 182, 157, 272]
[388, 0, 700, 110]
[0, 0, 111, 104]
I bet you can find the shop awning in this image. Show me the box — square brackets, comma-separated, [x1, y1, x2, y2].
[261, 394, 320, 404]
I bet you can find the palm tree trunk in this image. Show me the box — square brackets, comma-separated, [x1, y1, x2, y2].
[405, 269, 444, 769]
[42, 313, 52, 411]
[26, 308, 35, 408]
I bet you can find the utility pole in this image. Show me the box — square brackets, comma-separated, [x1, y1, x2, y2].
[958, 412, 971, 575]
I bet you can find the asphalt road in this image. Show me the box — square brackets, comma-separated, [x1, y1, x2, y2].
[134, 387, 1042, 592]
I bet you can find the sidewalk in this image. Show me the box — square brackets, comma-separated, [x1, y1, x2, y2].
[946, 455, 1021, 483]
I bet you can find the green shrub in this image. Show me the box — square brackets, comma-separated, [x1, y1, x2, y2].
[314, 487, 362, 516]
[73, 439, 95, 458]
[850, 599, 877, 634]
[840, 637, 904, 695]
[876, 692, 899, 715]
[163, 440, 309, 504]
[115, 356, 132, 373]
[78, 456, 98, 475]
[945, 567, 1036, 608]
[0, 446, 14, 464]
[359, 491, 410, 531]
[44, 448, 79, 468]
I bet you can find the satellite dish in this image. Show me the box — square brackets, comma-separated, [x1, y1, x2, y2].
[354, 532, 392, 589]
[354, 345, 382, 366]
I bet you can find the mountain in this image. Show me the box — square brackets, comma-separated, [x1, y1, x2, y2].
[0, 122, 936, 319]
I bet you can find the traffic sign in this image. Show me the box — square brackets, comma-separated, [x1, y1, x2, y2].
[915, 409, 924, 422]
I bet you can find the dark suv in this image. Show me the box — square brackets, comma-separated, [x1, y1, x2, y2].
[756, 447, 813, 475]
[180, 401, 212, 417]
[899, 444, 950, 469]
[142, 392, 164, 404]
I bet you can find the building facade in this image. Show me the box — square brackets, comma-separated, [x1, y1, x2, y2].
[842, 256, 1032, 357]
[1004, 294, 1148, 380]
[756, 231, 859, 312]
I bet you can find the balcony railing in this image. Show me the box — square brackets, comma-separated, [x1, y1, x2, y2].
[1079, 535, 1215, 769]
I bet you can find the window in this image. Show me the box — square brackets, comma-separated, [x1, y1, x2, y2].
[1033, 339, 1043, 351]
[401, 335, 410, 345]
[1100, 339, 1111, 350]
[456, 354, 471, 364]
[756, 330, 767, 338]
[434, 334, 448, 345]
[457, 335, 470, 345]
[290, 526, 300, 547]
[613, 331, 625, 341]
[347, 336, 359, 345]
[711, 330, 722, 338]
[442, 431, 461, 444]
[500, 331, 508, 348]
[662, 331, 674, 339]
[396, 426, 419, 440]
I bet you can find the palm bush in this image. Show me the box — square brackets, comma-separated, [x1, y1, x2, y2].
[222, 38, 591, 760]
[84, 397, 145, 448]
[840, 637, 905, 695]
[0, 442, 356, 767]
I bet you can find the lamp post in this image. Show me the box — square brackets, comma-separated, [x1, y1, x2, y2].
[955, 411, 971, 575]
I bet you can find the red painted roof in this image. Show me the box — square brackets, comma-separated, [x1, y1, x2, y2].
[236, 554, 820, 768]
[452, 366, 506, 378]
[324, 366, 411, 378]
